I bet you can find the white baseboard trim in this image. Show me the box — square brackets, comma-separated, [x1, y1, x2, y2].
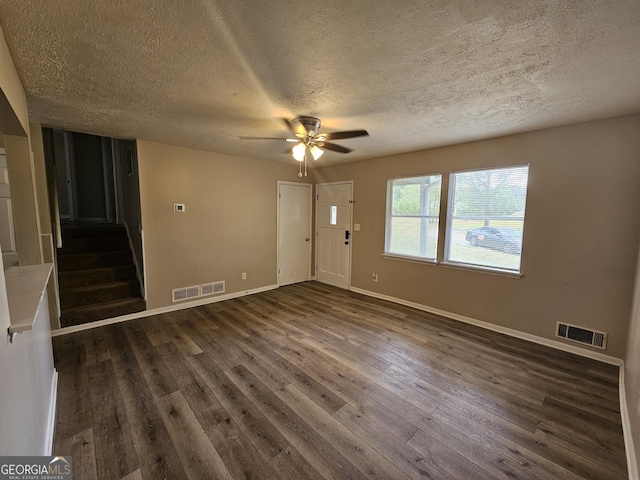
[52, 284, 278, 337]
[349, 286, 623, 366]
[620, 367, 639, 480]
[44, 369, 58, 455]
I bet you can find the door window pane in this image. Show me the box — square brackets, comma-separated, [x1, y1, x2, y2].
[330, 206, 337, 225]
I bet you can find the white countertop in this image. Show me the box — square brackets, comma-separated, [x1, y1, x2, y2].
[5, 264, 53, 333]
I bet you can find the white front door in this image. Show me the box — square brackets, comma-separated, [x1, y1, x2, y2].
[316, 181, 352, 289]
[278, 181, 312, 286]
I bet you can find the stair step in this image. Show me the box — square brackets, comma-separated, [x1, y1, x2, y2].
[58, 250, 133, 272]
[61, 225, 127, 239]
[60, 279, 141, 309]
[57, 223, 145, 328]
[60, 297, 146, 328]
[58, 236, 130, 255]
[58, 265, 137, 289]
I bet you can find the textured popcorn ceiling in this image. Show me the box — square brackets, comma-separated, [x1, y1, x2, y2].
[0, 0, 639, 164]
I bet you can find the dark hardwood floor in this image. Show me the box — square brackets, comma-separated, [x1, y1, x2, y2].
[52, 282, 628, 479]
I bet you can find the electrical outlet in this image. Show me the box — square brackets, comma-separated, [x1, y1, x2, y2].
[242, 272, 247, 280]
[372, 272, 378, 282]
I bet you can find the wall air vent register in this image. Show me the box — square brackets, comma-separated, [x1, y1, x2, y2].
[556, 322, 607, 349]
[172, 281, 225, 303]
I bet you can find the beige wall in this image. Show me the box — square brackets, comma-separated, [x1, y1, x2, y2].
[117, 139, 145, 290]
[0, 26, 56, 455]
[30, 124, 52, 235]
[4, 134, 44, 265]
[0, 24, 27, 136]
[137, 140, 310, 310]
[626, 237, 640, 475]
[313, 114, 640, 359]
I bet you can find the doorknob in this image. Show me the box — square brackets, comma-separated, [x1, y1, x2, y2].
[345, 230, 351, 240]
[305, 238, 310, 242]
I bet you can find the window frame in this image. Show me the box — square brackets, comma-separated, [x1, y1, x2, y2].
[443, 164, 529, 275]
[384, 173, 443, 263]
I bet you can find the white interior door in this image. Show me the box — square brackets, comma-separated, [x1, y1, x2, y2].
[278, 181, 312, 286]
[316, 181, 352, 289]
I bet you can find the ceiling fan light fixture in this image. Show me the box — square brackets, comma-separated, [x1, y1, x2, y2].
[292, 142, 306, 162]
[310, 145, 324, 160]
[240, 116, 368, 175]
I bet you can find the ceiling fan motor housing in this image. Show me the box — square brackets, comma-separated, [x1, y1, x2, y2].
[293, 116, 321, 137]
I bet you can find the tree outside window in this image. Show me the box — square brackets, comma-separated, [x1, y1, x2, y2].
[385, 174, 442, 260]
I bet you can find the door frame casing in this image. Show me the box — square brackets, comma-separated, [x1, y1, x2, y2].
[315, 180, 354, 290]
[277, 180, 313, 287]
[58, 131, 114, 223]
[61, 130, 77, 222]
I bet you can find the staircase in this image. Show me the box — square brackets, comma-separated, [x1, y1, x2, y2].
[58, 224, 146, 328]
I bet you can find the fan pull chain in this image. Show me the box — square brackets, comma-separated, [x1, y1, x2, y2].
[298, 147, 309, 177]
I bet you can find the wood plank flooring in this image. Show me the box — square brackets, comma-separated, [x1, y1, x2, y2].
[52, 282, 628, 480]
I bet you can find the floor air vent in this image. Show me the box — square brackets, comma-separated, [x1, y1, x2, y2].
[173, 281, 225, 302]
[556, 322, 607, 349]
[201, 281, 225, 296]
[172, 285, 200, 303]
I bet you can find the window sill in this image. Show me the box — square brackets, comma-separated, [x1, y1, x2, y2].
[382, 253, 438, 266]
[441, 261, 523, 278]
[381, 254, 523, 278]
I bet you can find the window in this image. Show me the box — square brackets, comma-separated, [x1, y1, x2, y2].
[330, 205, 338, 225]
[385, 174, 442, 261]
[445, 165, 529, 273]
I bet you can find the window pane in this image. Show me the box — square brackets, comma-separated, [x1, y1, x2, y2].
[330, 205, 337, 225]
[446, 165, 529, 272]
[385, 174, 441, 260]
[389, 217, 439, 258]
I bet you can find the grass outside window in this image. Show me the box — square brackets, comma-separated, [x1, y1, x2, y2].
[385, 175, 441, 261]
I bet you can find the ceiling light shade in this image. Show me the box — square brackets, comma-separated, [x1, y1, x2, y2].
[310, 145, 324, 160]
[292, 143, 306, 162]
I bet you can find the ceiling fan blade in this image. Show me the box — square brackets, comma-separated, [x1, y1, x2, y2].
[240, 136, 298, 142]
[321, 142, 352, 154]
[281, 118, 295, 134]
[322, 130, 369, 140]
[282, 118, 307, 138]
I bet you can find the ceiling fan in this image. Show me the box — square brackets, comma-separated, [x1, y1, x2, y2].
[241, 116, 369, 176]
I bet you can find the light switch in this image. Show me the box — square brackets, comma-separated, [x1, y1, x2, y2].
[354, 223, 361, 231]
